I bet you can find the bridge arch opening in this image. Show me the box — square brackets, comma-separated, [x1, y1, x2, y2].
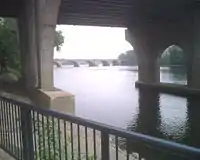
[159, 45, 187, 85]
[62, 60, 80, 67]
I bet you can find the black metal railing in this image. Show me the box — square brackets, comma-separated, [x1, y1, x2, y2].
[0, 96, 200, 160]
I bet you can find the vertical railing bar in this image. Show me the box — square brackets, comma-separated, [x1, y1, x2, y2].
[41, 114, 46, 159]
[115, 136, 119, 160]
[70, 122, 74, 160]
[14, 105, 19, 158]
[11, 104, 16, 157]
[1, 101, 6, 149]
[18, 106, 24, 159]
[101, 131, 109, 160]
[17, 105, 22, 159]
[85, 127, 89, 160]
[21, 105, 34, 160]
[139, 154, 142, 160]
[6, 102, 11, 153]
[1, 101, 5, 148]
[4, 101, 9, 150]
[8, 103, 14, 154]
[0, 100, 3, 147]
[77, 124, 81, 160]
[93, 129, 97, 160]
[32, 111, 38, 160]
[2, 101, 6, 149]
[11, 104, 16, 155]
[37, 112, 42, 159]
[47, 116, 51, 159]
[7, 102, 12, 152]
[126, 139, 130, 160]
[52, 117, 56, 160]
[9, 103, 13, 154]
[64, 121, 68, 160]
[58, 119, 62, 160]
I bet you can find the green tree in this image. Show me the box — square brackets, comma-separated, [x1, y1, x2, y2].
[54, 30, 64, 51]
[118, 50, 137, 66]
[0, 18, 20, 74]
[0, 18, 64, 78]
[160, 45, 186, 66]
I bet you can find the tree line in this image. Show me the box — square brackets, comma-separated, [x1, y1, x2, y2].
[118, 45, 186, 66]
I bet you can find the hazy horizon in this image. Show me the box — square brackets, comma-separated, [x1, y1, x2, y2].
[54, 25, 133, 60]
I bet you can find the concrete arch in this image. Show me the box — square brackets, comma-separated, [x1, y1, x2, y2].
[54, 61, 62, 68]
[160, 45, 186, 66]
[86, 60, 97, 67]
[62, 60, 80, 67]
[159, 45, 187, 85]
[101, 60, 110, 66]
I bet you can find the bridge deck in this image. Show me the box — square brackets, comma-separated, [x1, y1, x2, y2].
[0, 0, 193, 27]
[58, 0, 193, 26]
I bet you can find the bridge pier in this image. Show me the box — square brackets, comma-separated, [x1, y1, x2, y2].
[17, 0, 74, 113]
[187, 10, 200, 89]
[125, 26, 160, 84]
[126, 12, 200, 93]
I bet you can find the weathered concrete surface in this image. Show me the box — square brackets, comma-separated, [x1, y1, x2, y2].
[18, 0, 61, 90]
[135, 81, 200, 97]
[32, 88, 75, 114]
[34, 0, 61, 90]
[187, 10, 200, 89]
[17, 0, 75, 111]
[0, 149, 15, 160]
[18, 0, 38, 89]
[125, 29, 160, 83]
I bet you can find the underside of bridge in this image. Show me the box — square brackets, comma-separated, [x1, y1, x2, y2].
[58, 0, 193, 27]
[0, 0, 194, 27]
[0, 0, 200, 107]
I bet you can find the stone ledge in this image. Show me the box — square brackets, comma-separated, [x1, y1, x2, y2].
[135, 81, 200, 97]
[32, 88, 75, 114]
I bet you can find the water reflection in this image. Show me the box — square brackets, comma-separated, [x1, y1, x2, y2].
[124, 89, 199, 159]
[160, 67, 187, 84]
[127, 89, 162, 138]
[54, 67, 200, 153]
[183, 98, 200, 148]
[125, 89, 165, 159]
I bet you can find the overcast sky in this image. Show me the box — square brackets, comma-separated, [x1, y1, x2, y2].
[54, 25, 133, 59]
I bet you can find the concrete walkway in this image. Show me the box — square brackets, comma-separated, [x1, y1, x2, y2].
[0, 149, 15, 160]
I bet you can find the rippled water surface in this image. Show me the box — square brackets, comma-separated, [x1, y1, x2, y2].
[54, 66, 200, 147]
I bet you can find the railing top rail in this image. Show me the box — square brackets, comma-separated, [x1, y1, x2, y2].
[1, 95, 200, 158]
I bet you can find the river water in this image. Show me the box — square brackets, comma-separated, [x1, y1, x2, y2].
[54, 66, 200, 148]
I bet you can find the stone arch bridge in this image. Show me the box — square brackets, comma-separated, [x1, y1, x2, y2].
[53, 59, 120, 67]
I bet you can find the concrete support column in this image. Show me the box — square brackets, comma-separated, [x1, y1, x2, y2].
[137, 51, 159, 83]
[18, 0, 38, 89]
[18, 0, 75, 113]
[35, 0, 61, 90]
[187, 11, 200, 88]
[18, 0, 61, 90]
[125, 28, 160, 83]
